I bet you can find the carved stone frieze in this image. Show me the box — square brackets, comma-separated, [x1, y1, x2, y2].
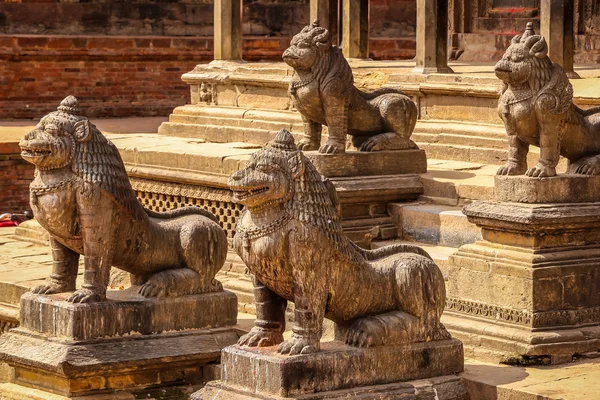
[448, 297, 600, 330]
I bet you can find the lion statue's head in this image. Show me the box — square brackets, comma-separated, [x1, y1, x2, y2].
[282, 19, 331, 71]
[494, 22, 553, 91]
[20, 96, 94, 171]
[20, 96, 145, 219]
[229, 129, 362, 257]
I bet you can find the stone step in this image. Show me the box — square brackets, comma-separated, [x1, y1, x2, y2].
[388, 203, 482, 248]
[418, 142, 508, 165]
[167, 114, 304, 135]
[415, 120, 507, 139]
[412, 132, 508, 150]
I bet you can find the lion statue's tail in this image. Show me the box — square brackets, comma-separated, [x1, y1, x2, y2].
[145, 206, 221, 225]
[356, 87, 407, 100]
[351, 241, 433, 262]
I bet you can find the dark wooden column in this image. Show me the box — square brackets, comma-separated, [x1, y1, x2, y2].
[214, 0, 242, 60]
[540, 0, 579, 78]
[413, 0, 453, 74]
[311, 0, 339, 45]
[342, 0, 369, 59]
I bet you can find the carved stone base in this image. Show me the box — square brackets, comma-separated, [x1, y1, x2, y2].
[0, 290, 239, 397]
[305, 150, 426, 247]
[333, 174, 423, 246]
[447, 175, 600, 363]
[194, 340, 466, 399]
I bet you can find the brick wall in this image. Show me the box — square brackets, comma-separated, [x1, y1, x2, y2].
[0, 0, 416, 119]
[0, 142, 34, 213]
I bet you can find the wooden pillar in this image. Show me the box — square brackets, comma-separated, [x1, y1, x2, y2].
[311, 0, 339, 45]
[540, 0, 579, 78]
[413, 0, 453, 74]
[342, 0, 369, 59]
[214, 0, 242, 61]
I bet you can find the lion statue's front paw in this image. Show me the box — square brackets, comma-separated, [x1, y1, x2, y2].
[238, 327, 284, 347]
[277, 334, 319, 356]
[497, 162, 527, 176]
[297, 138, 320, 152]
[319, 139, 345, 154]
[31, 282, 75, 295]
[65, 288, 106, 303]
[525, 163, 556, 178]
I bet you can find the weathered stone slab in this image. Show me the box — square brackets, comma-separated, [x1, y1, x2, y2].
[203, 340, 463, 398]
[306, 149, 427, 177]
[19, 289, 238, 340]
[462, 201, 600, 247]
[495, 175, 600, 203]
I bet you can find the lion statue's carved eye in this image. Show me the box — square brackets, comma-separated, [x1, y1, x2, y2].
[45, 124, 59, 135]
[256, 163, 276, 173]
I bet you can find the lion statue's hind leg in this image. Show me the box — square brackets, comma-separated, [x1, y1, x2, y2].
[360, 94, 418, 152]
[345, 253, 449, 348]
[138, 218, 227, 298]
[569, 154, 600, 175]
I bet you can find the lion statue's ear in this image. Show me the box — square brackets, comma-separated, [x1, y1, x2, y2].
[525, 35, 548, 59]
[74, 120, 93, 143]
[511, 34, 521, 44]
[289, 151, 305, 178]
[313, 28, 330, 49]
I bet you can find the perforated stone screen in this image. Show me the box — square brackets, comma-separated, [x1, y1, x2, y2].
[131, 178, 243, 242]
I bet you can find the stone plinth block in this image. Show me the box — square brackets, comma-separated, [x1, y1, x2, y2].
[196, 340, 467, 399]
[19, 288, 238, 340]
[0, 290, 240, 397]
[446, 184, 600, 363]
[306, 149, 427, 178]
[495, 175, 600, 203]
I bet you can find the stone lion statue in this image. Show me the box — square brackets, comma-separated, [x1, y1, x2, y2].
[496, 22, 600, 177]
[228, 129, 449, 355]
[20, 96, 227, 303]
[283, 20, 418, 154]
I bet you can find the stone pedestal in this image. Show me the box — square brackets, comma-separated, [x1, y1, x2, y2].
[445, 175, 600, 364]
[0, 289, 239, 398]
[196, 340, 467, 399]
[306, 150, 427, 246]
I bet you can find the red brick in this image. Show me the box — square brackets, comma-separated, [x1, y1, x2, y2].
[151, 39, 172, 48]
[47, 37, 75, 49]
[17, 37, 49, 49]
